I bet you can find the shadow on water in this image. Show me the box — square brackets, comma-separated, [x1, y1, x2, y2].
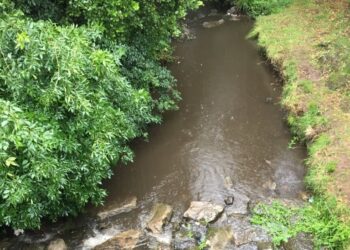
[0, 12, 306, 250]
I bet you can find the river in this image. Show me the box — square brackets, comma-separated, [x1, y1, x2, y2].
[0, 9, 306, 250]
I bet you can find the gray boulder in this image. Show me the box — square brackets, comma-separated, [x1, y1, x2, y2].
[226, 192, 250, 215]
[207, 227, 234, 250]
[282, 233, 313, 250]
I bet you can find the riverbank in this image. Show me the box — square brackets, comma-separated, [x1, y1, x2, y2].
[250, 0, 350, 247]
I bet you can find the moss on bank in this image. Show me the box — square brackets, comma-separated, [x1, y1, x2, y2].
[249, 0, 350, 248]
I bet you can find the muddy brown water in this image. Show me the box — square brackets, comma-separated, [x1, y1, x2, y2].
[0, 14, 306, 249]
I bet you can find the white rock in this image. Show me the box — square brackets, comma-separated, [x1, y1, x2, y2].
[98, 196, 137, 220]
[146, 203, 173, 234]
[94, 229, 141, 250]
[183, 201, 224, 222]
[47, 239, 67, 250]
[14, 229, 24, 236]
[207, 227, 233, 250]
[202, 19, 225, 29]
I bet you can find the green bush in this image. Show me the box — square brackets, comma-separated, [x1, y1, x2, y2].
[0, 11, 175, 229]
[13, 0, 203, 57]
[0, 0, 202, 231]
[120, 46, 181, 113]
[12, 0, 67, 21]
[235, 0, 293, 17]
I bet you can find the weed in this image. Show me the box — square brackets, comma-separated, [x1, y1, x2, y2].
[199, 219, 209, 226]
[251, 198, 350, 249]
[288, 136, 299, 149]
[250, 0, 350, 248]
[288, 103, 327, 139]
[305, 164, 330, 194]
[251, 201, 298, 245]
[300, 80, 313, 93]
[308, 134, 331, 157]
[325, 161, 337, 174]
[198, 237, 208, 250]
[186, 224, 194, 239]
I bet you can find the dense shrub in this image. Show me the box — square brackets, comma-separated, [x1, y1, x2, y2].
[235, 0, 293, 17]
[12, 0, 67, 22]
[120, 46, 181, 113]
[0, 0, 202, 228]
[13, 0, 203, 57]
[0, 13, 161, 229]
[204, 0, 292, 17]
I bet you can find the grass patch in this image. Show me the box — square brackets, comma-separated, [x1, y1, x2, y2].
[287, 103, 327, 139]
[300, 80, 313, 93]
[251, 199, 350, 249]
[250, 0, 350, 248]
[308, 134, 331, 156]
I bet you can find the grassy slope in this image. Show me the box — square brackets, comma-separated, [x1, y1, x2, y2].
[250, 0, 350, 230]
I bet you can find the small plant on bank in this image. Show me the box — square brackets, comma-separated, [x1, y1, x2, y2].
[300, 80, 313, 93]
[288, 136, 299, 149]
[287, 103, 328, 140]
[185, 224, 194, 239]
[198, 239, 207, 250]
[251, 201, 298, 245]
[251, 199, 350, 249]
[199, 218, 209, 226]
[198, 237, 208, 250]
[325, 161, 337, 174]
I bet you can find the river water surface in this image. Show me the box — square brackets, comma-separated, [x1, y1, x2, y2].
[0, 12, 306, 250]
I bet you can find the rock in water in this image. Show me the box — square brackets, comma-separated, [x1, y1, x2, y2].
[226, 192, 250, 215]
[258, 242, 274, 250]
[238, 243, 259, 250]
[233, 227, 258, 246]
[97, 196, 137, 220]
[207, 227, 233, 250]
[197, 13, 206, 19]
[265, 97, 273, 103]
[94, 230, 141, 250]
[173, 236, 196, 250]
[208, 8, 219, 17]
[13, 229, 24, 236]
[146, 203, 173, 234]
[228, 15, 240, 21]
[224, 176, 234, 189]
[282, 233, 313, 250]
[47, 239, 67, 250]
[173, 222, 206, 249]
[224, 196, 234, 206]
[183, 201, 224, 223]
[202, 19, 225, 29]
[227, 6, 237, 15]
[181, 24, 196, 40]
[228, 216, 271, 247]
[263, 180, 277, 191]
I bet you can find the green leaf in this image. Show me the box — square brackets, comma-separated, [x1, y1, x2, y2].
[5, 157, 19, 167]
